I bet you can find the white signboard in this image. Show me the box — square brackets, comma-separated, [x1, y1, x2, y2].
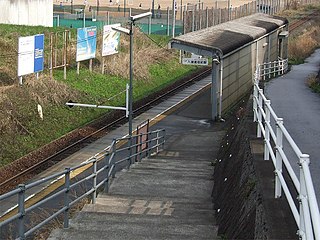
[18, 36, 35, 76]
[182, 57, 208, 66]
[102, 24, 121, 57]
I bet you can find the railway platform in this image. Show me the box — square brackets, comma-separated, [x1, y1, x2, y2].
[1, 72, 221, 240]
[48, 90, 224, 239]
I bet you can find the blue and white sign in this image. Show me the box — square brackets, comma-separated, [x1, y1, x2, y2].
[34, 34, 45, 73]
[18, 34, 45, 77]
[76, 26, 97, 62]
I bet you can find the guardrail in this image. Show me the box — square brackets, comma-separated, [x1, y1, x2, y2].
[0, 129, 165, 240]
[253, 62, 320, 240]
[258, 58, 288, 80]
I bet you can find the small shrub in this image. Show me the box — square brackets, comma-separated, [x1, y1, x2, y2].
[307, 74, 320, 93]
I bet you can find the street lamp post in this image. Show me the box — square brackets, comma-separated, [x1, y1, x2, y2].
[112, 12, 152, 164]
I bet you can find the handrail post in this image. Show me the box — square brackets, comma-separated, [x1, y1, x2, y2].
[156, 131, 160, 154]
[275, 117, 283, 198]
[18, 184, 26, 240]
[257, 89, 263, 138]
[264, 100, 271, 160]
[128, 136, 133, 168]
[299, 154, 314, 240]
[162, 130, 166, 150]
[64, 168, 71, 228]
[132, 135, 138, 164]
[112, 140, 116, 177]
[253, 83, 258, 122]
[139, 133, 143, 162]
[92, 158, 97, 204]
[253, 66, 260, 122]
[147, 131, 151, 157]
[104, 151, 110, 193]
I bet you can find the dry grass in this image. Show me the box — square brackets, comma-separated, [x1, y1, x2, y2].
[289, 25, 320, 63]
[286, 4, 320, 64]
[0, 74, 81, 136]
[93, 27, 172, 81]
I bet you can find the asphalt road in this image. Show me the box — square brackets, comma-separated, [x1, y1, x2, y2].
[265, 49, 320, 204]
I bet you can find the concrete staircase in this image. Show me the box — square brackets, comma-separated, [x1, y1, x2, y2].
[48, 153, 219, 240]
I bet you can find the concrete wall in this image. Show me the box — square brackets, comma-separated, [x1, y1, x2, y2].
[220, 27, 287, 113]
[0, 0, 53, 27]
[212, 100, 297, 239]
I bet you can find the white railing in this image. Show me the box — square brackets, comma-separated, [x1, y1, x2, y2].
[259, 58, 288, 80]
[253, 62, 320, 240]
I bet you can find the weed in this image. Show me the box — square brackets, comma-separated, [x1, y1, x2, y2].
[307, 74, 320, 93]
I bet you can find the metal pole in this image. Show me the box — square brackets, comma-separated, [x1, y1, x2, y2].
[18, 184, 26, 240]
[167, 7, 170, 36]
[83, 9, 86, 28]
[129, 21, 133, 140]
[264, 100, 270, 160]
[148, 8, 152, 34]
[64, 30, 67, 80]
[180, 0, 183, 20]
[92, 159, 97, 204]
[50, 33, 53, 79]
[64, 168, 70, 228]
[211, 59, 218, 120]
[275, 118, 283, 198]
[152, 0, 155, 18]
[124, 0, 126, 17]
[172, 0, 176, 37]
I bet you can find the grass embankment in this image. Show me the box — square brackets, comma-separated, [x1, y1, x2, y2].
[282, 5, 320, 65]
[281, 4, 320, 92]
[0, 24, 198, 167]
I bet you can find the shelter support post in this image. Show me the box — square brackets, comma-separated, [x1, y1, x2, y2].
[211, 57, 219, 120]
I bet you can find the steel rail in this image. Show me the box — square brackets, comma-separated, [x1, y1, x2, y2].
[289, 11, 318, 32]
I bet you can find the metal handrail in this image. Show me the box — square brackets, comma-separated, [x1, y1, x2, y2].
[253, 61, 320, 240]
[0, 128, 166, 239]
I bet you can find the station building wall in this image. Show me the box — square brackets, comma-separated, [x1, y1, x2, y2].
[0, 0, 53, 27]
[220, 27, 288, 113]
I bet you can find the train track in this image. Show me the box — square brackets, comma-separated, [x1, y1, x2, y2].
[288, 11, 318, 32]
[0, 68, 211, 193]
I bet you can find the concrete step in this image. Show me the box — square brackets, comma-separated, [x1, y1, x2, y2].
[126, 166, 213, 177]
[76, 203, 216, 223]
[154, 151, 217, 161]
[81, 204, 215, 222]
[49, 224, 218, 240]
[133, 158, 213, 170]
[108, 170, 213, 199]
[95, 194, 214, 207]
[49, 209, 218, 240]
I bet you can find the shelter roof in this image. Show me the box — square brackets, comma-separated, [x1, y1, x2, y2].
[169, 13, 288, 57]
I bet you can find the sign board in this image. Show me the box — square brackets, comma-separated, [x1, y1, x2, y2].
[34, 34, 45, 73]
[182, 57, 208, 66]
[102, 24, 121, 57]
[18, 34, 44, 76]
[76, 26, 97, 62]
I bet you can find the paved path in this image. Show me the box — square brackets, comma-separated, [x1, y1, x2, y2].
[265, 49, 320, 203]
[48, 90, 223, 240]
